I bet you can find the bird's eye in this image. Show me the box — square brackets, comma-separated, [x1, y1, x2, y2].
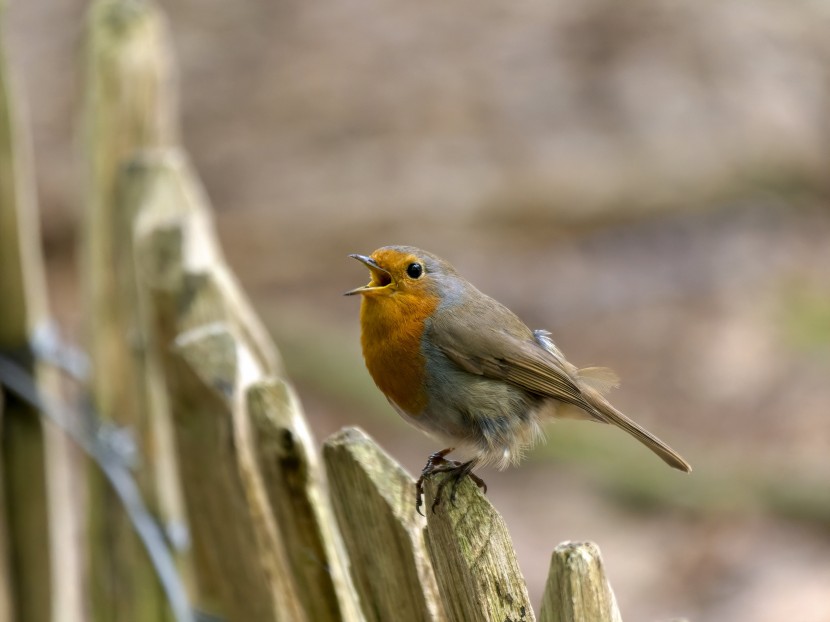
[406, 262, 423, 279]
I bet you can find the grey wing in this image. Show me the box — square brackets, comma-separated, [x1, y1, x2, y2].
[428, 310, 693, 472]
[428, 317, 592, 413]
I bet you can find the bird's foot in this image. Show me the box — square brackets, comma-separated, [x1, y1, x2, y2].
[416, 448, 457, 516]
[431, 460, 487, 513]
[415, 449, 487, 515]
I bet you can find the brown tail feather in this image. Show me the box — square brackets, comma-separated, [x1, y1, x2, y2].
[583, 389, 692, 473]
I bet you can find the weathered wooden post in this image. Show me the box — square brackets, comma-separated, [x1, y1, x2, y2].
[324, 427, 627, 622]
[81, 0, 182, 619]
[0, 389, 10, 622]
[539, 541, 622, 622]
[324, 427, 446, 622]
[0, 26, 49, 622]
[423, 472, 536, 622]
[323, 426, 543, 622]
[132, 149, 363, 621]
[0, 2, 83, 620]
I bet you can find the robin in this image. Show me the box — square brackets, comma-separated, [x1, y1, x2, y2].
[346, 245, 691, 513]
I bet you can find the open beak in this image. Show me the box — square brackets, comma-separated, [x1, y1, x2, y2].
[344, 254, 394, 296]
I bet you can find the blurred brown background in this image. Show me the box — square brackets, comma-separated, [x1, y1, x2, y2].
[7, 0, 830, 619]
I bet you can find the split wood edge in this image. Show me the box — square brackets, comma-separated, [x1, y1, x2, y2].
[132, 150, 362, 622]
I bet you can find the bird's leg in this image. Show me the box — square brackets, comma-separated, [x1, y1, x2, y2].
[416, 450, 489, 514]
[430, 459, 486, 514]
[416, 448, 457, 516]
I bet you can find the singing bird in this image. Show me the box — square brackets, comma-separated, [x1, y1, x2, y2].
[346, 245, 691, 512]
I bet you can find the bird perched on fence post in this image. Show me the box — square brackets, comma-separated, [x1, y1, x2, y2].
[346, 245, 691, 514]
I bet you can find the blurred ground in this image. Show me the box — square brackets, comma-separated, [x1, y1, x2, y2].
[6, 0, 830, 619]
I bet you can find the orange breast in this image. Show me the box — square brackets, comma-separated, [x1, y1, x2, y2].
[359, 291, 440, 415]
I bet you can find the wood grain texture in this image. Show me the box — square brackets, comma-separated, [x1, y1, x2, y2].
[0, 4, 83, 619]
[247, 380, 364, 622]
[82, 1, 180, 618]
[134, 150, 360, 621]
[423, 475, 535, 622]
[539, 541, 622, 622]
[0, 392, 9, 622]
[324, 427, 446, 622]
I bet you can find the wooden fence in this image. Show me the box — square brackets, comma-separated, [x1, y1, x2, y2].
[0, 1, 623, 621]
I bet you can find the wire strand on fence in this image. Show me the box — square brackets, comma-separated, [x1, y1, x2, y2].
[0, 349, 197, 622]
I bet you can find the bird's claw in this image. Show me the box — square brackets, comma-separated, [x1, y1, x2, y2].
[416, 448, 456, 515]
[415, 449, 487, 514]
